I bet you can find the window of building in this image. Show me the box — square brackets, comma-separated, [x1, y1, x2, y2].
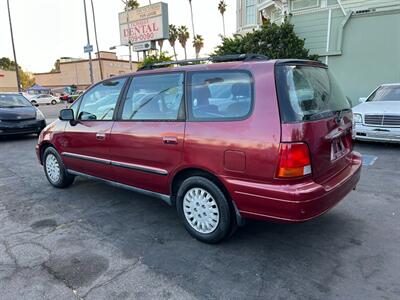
[291, 0, 320, 11]
[188, 71, 253, 121]
[77, 78, 127, 121]
[121, 73, 184, 121]
[245, 0, 257, 25]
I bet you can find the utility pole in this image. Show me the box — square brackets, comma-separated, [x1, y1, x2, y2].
[83, 0, 94, 84]
[90, 0, 104, 80]
[7, 0, 22, 92]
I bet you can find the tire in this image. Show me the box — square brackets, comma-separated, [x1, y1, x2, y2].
[51, 100, 57, 105]
[176, 176, 232, 244]
[43, 147, 75, 188]
[31, 100, 37, 105]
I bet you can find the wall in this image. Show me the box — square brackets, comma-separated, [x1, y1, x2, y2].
[0, 69, 18, 92]
[35, 58, 136, 90]
[328, 11, 400, 104]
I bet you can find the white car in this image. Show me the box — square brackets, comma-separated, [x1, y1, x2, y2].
[30, 94, 59, 105]
[353, 83, 400, 143]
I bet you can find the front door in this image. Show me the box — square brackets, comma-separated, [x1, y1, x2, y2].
[109, 72, 185, 195]
[61, 77, 127, 180]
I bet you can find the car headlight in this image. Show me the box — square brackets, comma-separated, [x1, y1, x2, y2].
[353, 113, 362, 124]
[36, 109, 45, 121]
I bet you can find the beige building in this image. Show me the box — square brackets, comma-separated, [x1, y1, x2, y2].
[35, 51, 138, 90]
[0, 69, 18, 92]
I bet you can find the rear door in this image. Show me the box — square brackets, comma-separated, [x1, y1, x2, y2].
[61, 77, 127, 180]
[276, 62, 353, 183]
[109, 72, 185, 195]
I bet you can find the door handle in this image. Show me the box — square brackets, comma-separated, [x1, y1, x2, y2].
[163, 136, 178, 145]
[96, 133, 106, 140]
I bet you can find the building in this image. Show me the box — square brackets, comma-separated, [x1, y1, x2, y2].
[34, 51, 138, 91]
[0, 69, 18, 92]
[236, 0, 400, 105]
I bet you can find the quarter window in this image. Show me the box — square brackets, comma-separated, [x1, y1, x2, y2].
[121, 73, 184, 121]
[77, 78, 127, 121]
[188, 71, 253, 121]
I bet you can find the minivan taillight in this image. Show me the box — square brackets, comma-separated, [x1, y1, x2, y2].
[276, 143, 312, 178]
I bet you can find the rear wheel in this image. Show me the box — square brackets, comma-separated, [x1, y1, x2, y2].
[51, 100, 57, 105]
[31, 100, 37, 105]
[176, 176, 232, 243]
[43, 147, 74, 188]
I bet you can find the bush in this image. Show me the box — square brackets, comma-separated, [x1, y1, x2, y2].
[138, 52, 174, 69]
[214, 19, 319, 61]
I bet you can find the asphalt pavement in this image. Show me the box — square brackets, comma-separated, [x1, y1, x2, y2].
[0, 105, 399, 299]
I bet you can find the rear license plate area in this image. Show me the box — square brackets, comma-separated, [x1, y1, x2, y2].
[331, 137, 347, 161]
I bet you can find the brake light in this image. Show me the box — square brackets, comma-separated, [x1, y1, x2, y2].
[276, 143, 312, 178]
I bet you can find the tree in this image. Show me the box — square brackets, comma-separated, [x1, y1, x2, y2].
[157, 40, 164, 52]
[178, 26, 190, 60]
[188, 0, 195, 37]
[18, 70, 35, 90]
[51, 59, 60, 73]
[138, 51, 173, 69]
[218, 0, 227, 37]
[214, 19, 319, 61]
[168, 25, 179, 61]
[124, 0, 139, 10]
[193, 35, 204, 59]
[0, 57, 17, 71]
[0, 57, 35, 89]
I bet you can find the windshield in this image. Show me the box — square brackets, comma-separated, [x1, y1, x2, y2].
[367, 85, 400, 102]
[0, 94, 31, 108]
[276, 65, 350, 122]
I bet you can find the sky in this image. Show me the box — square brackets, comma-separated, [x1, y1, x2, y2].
[0, 0, 236, 73]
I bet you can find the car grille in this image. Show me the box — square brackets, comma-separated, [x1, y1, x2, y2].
[364, 115, 400, 127]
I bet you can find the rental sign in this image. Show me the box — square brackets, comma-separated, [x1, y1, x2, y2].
[119, 2, 169, 46]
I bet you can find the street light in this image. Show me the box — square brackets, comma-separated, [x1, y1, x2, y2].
[6, 0, 22, 92]
[90, 0, 104, 80]
[83, 0, 94, 84]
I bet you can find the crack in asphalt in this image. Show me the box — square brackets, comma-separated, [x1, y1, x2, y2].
[82, 257, 142, 299]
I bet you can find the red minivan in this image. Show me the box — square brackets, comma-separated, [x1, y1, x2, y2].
[36, 55, 361, 243]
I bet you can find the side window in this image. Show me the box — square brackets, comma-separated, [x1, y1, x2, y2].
[121, 73, 184, 121]
[188, 71, 253, 120]
[77, 78, 126, 121]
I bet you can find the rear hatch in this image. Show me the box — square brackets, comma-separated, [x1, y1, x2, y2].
[275, 60, 353, 183]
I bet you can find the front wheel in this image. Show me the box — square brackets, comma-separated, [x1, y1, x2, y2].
[176, 176, 232, 243]
[43, 147, 75, 188]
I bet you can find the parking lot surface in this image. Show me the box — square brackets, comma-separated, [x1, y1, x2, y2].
[0, 107, 399, 299]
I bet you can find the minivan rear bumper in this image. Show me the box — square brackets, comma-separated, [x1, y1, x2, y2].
[224, 151, 362, 222]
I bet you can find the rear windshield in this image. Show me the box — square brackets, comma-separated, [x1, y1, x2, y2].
[276, 65, 350, 123]
[367, 85, 400, 102]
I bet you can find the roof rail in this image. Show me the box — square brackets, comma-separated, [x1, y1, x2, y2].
[138, 53, 268, 71]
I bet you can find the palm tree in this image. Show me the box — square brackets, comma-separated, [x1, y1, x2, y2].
[178, 26, 190, 60]
[193, 35, 204, 59]
[218, 0, 227, 37]
[168, 25, 178, 61]
[123, 0, 139, 10]
[188, 0, 196, 37]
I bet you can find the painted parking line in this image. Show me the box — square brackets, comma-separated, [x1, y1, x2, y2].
[362, 155, 378, 166]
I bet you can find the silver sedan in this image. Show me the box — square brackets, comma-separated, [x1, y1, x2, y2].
[353, 84, 400, 143]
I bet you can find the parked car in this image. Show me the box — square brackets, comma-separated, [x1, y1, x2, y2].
[353, 83, 400, 143]
[59, 91, 84, 104]
[0, 93, 46, 136]
[36, 55, 362, 243]
[30, 94, 59, 105]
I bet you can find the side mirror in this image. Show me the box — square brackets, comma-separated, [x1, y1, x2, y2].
[359, 97, 367, 103]
[59, 109, 74, 121]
